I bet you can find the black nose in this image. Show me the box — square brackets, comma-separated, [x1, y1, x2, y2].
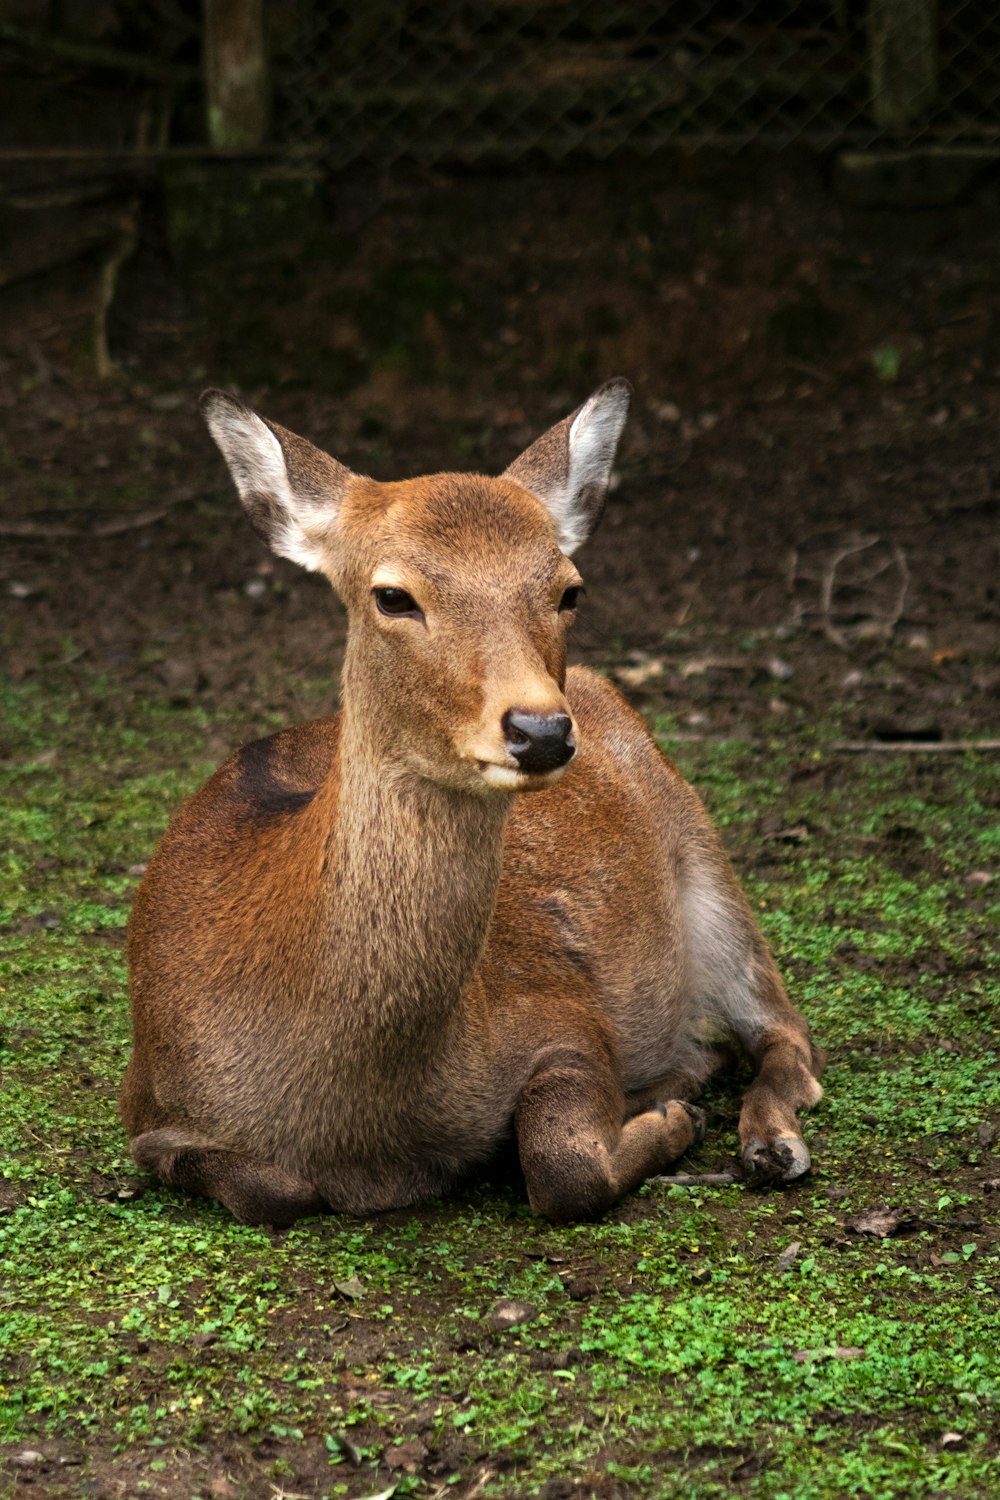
[501, 710, 576, 775]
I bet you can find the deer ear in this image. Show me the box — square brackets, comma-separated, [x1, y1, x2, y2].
[200, 390, 356, 572]
[504, 378, 631, 554]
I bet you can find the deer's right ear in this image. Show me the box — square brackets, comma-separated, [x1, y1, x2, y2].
[200, 390, 356, 572]
[504, 379, 631, 555]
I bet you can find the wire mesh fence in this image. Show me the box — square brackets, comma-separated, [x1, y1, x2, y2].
[272, 1, 1000, 162]
[2, 2, 1000, 161]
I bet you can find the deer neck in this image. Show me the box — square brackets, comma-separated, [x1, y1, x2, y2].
[317, 705, 510, 1049]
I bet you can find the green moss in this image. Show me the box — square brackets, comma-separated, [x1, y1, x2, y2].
[163, 165, 326, 267]
[1, 671, 998, 1496]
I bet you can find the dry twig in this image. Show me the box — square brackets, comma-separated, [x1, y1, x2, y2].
[832, 739, 1000, 753]
[885, 542, 910, 632]
[651, 1172, 739, 1186]
[788, 532, 910, 644]
[95, 197, 139, 379]
[0, 507, 168, 538]
[818, 534, 879, 649]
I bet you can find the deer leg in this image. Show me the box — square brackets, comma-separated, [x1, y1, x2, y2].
[680, 862, 824, 1183]
[737, 1019, 825, 1182]
[515, 1056, 705, 1221]
[710, 946, 824, 1182]
[131, 1127, 324, 1228]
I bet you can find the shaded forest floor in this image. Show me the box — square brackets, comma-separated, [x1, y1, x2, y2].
[1, 153, 998, 1498]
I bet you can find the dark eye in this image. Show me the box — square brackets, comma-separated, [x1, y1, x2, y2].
[374, 587, 421, 618]
[558, 586, 582, 612]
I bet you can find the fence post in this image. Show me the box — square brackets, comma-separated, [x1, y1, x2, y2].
[868, 0, 939, 132]
[204, 0, 270, 148]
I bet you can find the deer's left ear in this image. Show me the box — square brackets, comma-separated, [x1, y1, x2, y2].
[503, 378, 631, 554]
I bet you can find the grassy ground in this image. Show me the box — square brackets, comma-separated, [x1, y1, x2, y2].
[2, 665, 997, 1500]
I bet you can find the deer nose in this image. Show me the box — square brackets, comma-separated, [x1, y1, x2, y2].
[501, 710, 576, 775]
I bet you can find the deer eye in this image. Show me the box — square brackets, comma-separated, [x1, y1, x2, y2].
[374, 587, 421, 618]
[558, 586, 582, 612]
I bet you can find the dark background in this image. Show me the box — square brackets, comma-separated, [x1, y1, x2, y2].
[2, 0, 998, 745]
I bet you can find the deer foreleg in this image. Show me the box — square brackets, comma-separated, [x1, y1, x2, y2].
[737, 1019, 825, 1181]
[681, 860, 824, 1183]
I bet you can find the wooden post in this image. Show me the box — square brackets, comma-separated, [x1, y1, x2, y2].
[868, 0, 939, 132]
[203, 0, 270, 149]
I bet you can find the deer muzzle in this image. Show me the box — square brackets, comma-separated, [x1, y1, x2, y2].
[501, 710, 576, 775]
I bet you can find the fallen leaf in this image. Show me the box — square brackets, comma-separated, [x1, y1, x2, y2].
[332, 1276, 365, 1301]
[762, 824, 809, 843]
[614, 659, 665, 688]
[680, 656, 744, 677]
[941, 1432, 965, 1448]
[486, 1298, 537, 1332]
[793, 1345, 864, 1364]
[18, 746, 58, 768]
[777, 1240, 801, 1271]
[846, 1206, 901, 1237]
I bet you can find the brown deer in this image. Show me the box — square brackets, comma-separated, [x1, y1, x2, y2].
[121, 380, 824, 1226]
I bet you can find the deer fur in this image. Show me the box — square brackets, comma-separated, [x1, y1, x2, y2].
[121, 380, 824, 1226]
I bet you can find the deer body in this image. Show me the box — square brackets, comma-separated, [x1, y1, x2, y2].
[122, 383, 823, 1224]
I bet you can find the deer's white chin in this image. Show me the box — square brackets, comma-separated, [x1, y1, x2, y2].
[477, 762, 568, 792]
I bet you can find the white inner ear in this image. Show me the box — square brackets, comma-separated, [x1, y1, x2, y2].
[203, 402, 328, 572]
[552, 386, 630, 554]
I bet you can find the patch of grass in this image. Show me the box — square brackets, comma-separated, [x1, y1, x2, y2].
[1, 672, 998, 1498]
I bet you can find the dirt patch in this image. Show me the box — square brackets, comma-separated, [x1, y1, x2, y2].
[2, 153, 998, 742]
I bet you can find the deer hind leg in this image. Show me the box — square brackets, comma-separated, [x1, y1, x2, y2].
[131, 1128, 324, 1228]
[681, 863, 824, 1183]
[515, 1051, 704, 1221]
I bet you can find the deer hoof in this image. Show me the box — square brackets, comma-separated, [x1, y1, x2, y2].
[656, 1099, 706, 1146]
[679, 1101, 707, 1146]
[742, 1134, 811, 1183]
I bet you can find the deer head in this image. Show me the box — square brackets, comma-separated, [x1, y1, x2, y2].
[201, 380, 631, 794]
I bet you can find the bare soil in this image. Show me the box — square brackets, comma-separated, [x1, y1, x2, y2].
[1, 152, 997, 739]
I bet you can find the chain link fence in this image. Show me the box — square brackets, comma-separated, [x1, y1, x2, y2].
[2, 3, 1000, 161]
[273, 1, 1000, 163]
